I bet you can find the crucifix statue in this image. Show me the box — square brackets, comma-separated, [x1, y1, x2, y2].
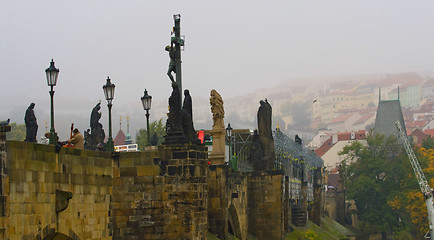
[166, 14, 184, 101]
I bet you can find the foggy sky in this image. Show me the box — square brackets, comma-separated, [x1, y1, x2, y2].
[1, 1, 434, 139]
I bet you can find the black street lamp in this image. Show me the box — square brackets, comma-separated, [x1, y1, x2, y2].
[103, 77, 115, 152]
[45, 59, 59, 144]
[141, 89, 152, 144]
[226, 123, 233, 164]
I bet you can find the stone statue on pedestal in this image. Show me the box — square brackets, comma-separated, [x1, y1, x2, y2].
[208, 89, 226, 165]
[85, 102, 106, 150]
[182, 89, 199, 144]
[250, 130, 265, 170]
[210, 90, 225, 129]
[164, 83, 186, 144]
[254, 99, 275, 170]
[24, 103, 38, 142]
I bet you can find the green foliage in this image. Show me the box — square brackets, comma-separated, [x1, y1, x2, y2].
[6, 122, 26, 141]
[304, 230, 318, 240]
[422, 136, 434, 150]
[339, 133, 412, 234]
[136, 118, 165, 150]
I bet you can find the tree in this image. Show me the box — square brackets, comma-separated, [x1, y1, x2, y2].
[6, 123, 26, 141]
[339, 133, 411, 235]
[422, 136, 434, 150]
[389, 147, 434, 238]
[136, 118, 166, 150]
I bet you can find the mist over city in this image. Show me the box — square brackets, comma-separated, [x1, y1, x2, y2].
[2, 2, 434, 239]
[2, 1, 434, 140]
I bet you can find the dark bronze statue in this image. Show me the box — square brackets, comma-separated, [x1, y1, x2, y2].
[295, 134, 302, 145]
[168, 84, 182, 131]
[166, 45, 177, 83]
[85, 102, 106, 150]
[166, 15, 185, 101]
[24, 103, 38, 142]
[183, 89, 193, 119]
[182, 89, 199, 144]
[163, 15, 198, 145]
[150, 133, 158, 146]
[164, 83, 186, 144]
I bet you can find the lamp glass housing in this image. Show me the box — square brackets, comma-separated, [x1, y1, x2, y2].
[45, 59, 59, 87]
[141, 89, 152, 111]
[103, 77, 115, 104]
[226, 123, 233, 137]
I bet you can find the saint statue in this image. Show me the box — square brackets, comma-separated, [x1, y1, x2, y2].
[24, 103, 38, 142]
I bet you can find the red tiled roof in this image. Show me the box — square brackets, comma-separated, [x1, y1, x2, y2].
[423, 129, 434, 138]
[337, 130, 366, 141]
[114, 130, 126, 146]
[315, 130, 366, 157]
[353, 113, 375, 125]
[329, 113, 355, 124]
[411, 129, 427, 137]
[406, 120, 427, 128]
[315, 138, 333, 157]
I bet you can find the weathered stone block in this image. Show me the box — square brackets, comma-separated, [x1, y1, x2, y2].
[136, 166, 159, 177]
[120, 167, 137, 177]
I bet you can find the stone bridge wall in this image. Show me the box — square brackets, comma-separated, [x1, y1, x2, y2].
[2, 141, 113, 240]
[0, 136, 321, 240]
[248, 171, 284, 240]
[207, 166, 249, 240]
[111, 144, 209, 240]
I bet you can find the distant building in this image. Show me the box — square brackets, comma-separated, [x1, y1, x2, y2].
[410, 129, 428, 147]
[315, 130, 367, 169]
[388, 84, 421, 107]
[328, 113, 361, 133]
[422, 78, 434, 100]
[113, 129, 126, 146]
[424, 120, 434, 131]
[374, 99, 406, 138]
[405, 120, 427, 134]
[308, 129, 332, 149]
[313, 83, 376, 124]
[352, 113, 376, 131]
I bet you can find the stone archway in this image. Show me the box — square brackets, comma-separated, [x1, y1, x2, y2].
[43, 232, 73, 240]
[228, 204, 242, 240]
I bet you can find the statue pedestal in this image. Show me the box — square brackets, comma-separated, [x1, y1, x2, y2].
[209, 129, 225, 165]
[164, 130, 186, 145]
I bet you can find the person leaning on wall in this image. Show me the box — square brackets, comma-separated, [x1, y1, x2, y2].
[67, 128, 84, 149]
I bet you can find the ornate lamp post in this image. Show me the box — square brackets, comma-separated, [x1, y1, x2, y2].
[226, 123, 233, 165]
[103, 77, 115, 152]
[140, 89, 152, 144]
[45, 59, 59, 144]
